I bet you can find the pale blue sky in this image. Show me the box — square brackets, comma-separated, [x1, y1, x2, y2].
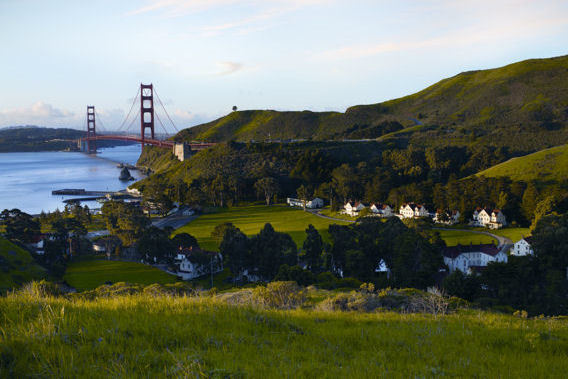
[0, 0, 567, 131]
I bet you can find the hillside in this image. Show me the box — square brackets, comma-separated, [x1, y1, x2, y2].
[476, 144, 568, 183]
[2, 285, 568, 377]
[0, 237, 46, 293]
[176, 55, 568, 152]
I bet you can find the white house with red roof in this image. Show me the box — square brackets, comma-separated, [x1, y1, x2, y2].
[511, 237, 534, 256]
[343, 201, 367, 217]
[472, 208, 507, 229]
[175, 246, 223, 280]
[370, 203, 393, 217]
[399, 203, 429, 219]
[443, 243, 508, 274]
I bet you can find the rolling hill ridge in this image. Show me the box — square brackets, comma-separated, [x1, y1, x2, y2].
[175, 55, 568, 152]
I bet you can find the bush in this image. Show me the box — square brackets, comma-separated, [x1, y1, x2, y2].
[18, 280, 64, 298]
[252, 281, 306, 309]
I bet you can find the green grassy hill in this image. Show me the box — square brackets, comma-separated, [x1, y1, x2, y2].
[64, 258, 177, 291]
[177, 55, 568, 152]
[173, 205, 349, 251]
[475, 144, 568, 183]
[0, 236, 46, 293]
[2, 288, 568, 377]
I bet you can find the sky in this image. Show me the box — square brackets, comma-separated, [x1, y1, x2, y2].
[0, 0, 567, 132]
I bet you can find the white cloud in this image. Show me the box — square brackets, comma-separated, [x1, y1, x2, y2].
[314, 5, 568, 61]
[129, 0, 333, 35]
[0, 102, 76, 126]
[215, 61, 244, 76]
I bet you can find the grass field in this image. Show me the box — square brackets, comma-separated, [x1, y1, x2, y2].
[475, 144, 568, 183]
[1, 290, 568, 377]
[0, 237, 46, 293]
[63, 258, 177, 291]
[436, 229, 497, 246]
[489, 227, 531, 243]
[173, 205, 350, 251]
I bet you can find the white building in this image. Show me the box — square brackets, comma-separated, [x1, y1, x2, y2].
[370, 203, 393, 217]
[472, 208, 507, 229]
[343, 201, 366, 217]
[443, 244, 508, 274]
[175, 247, 223, 280]
[399, 203, 429, 219]
[287, 197, 324, 209]
[434, 209, 460, 225]
[511, 237, 534, 256]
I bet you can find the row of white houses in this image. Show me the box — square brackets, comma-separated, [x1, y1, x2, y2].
[340, 201, 507, 229]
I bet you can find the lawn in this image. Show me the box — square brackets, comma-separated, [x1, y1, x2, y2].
[436, 229, 497, 246]
[173, 205, 350, 251]
[0, 236, 46, 293]
[2, 291, 568, 377]
[64, 258, 177, 291]
[490, 227, 531, 243]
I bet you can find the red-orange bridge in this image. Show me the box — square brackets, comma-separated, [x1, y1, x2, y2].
[79, 83, 215, 158]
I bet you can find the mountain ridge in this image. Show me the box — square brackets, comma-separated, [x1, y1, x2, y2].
[175, 55, 568, 153]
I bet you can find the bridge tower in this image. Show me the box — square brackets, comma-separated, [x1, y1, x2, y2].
[86, 106, 96, 153]
[140, 83, 155, 146]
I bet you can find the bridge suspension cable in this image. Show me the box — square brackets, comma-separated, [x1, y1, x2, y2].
[116, 87, 141, 133]
[154, 88, 180, 135]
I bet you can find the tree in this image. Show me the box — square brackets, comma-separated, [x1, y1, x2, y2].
[250, 223, 297, 280]
[232, 105, 238, 112]
[0, 209, 40, 243]
[296, 185, 309, 211]
[137, 226, 174, 264]
[302, 225, 323, 273]
[101, 201, 149, 246]
[219, 224, 250, 281]
[172, 233, 199, 249]
[254, 177, 279, 205]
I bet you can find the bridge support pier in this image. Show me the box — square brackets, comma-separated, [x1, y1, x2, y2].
[173, 142, 192, 161]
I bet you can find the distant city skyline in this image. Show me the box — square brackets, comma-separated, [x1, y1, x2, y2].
[0, 0, 567, 132]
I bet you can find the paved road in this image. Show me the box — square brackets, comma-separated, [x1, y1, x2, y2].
[307, 209, 355, 223]
[86, 213, 198, 240]
[152, 214, 198, 230]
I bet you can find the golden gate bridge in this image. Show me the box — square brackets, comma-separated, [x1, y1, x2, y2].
[79, 83, 214, 160]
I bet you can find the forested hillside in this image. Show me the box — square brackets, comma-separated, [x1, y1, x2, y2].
[177, 55, 568, 153]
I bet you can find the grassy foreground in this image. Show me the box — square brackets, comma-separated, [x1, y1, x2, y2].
[63, 258, 177, 291]
[174, 205, 349, 251]
[1, 289, 568, 377]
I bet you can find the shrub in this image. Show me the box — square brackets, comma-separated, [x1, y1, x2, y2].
[252, 281, 306, 309]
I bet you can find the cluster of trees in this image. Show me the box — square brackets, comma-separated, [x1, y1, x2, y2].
[139, 141, 567, 228]
[443, 213, 568, 315]
[218, 217, 444, 288]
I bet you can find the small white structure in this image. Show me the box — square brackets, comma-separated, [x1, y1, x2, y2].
[443, 244, 508, 274]
[472, 208, 507, 229]
[287, 197, 324, 209]
[399, 203, 429, 219]
[343, 201, 366, 217]
[92, 241, 106, 253]
[434, 209, 460, 225]
[27, 235, 45, 255]
[175, 247, 223, 280]
[370, 203, 393, 217]
[511, 237, 534, 256]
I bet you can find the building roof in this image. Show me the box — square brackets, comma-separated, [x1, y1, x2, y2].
[442, 243, 501, 259]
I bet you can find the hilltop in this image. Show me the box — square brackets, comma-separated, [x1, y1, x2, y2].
[475, 144, 568, 183]
[176, 55, 568, 152]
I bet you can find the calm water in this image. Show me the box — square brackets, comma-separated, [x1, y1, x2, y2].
[0, 145, 143, 214]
